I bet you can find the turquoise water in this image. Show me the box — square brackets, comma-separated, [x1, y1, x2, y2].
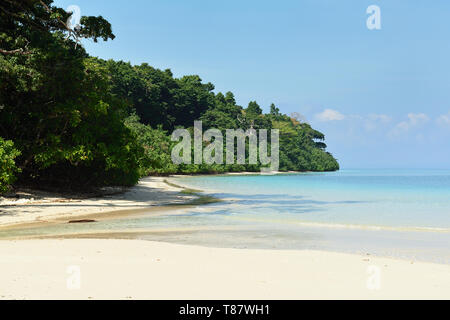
[177, 169, 450, 231]
[2, 169, 450, 263]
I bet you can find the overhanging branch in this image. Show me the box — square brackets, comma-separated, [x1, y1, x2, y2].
[0, 48, 31, 55]
[39, 0, 81, 47]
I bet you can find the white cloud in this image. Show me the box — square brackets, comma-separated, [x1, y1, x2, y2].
[395, 113, 429, 131]
[363, 114, 391, 132]
[388, 113, 429, 137]
[315, 109, 345, 122]
[368, 114, 392, 123]
[437, 112, 450, 125]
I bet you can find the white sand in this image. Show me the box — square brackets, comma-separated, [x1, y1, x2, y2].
[0, 239, 449, 300]
[0, 177, 191, 227]
[1, 177, 449, 300]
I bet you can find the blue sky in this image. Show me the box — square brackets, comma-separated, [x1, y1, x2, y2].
[54, 0, 450, 169]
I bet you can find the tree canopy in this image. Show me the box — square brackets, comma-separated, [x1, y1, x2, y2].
[0, 0, 339, 193]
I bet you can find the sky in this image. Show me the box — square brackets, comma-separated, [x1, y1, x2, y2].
[54, 0, 450, 169]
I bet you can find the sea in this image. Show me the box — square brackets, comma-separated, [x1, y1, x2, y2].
[2, 169, 450, 263]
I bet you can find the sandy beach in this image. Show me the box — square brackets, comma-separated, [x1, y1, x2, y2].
[1, 177, 450, 300]
[0, 177, 193, 228]
[1, 239, 449, 300]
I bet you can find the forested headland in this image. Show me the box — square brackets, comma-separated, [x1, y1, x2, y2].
[0, 0, 339, 193]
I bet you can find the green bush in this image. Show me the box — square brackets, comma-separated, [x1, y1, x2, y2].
[124, 114, 178, 175]
[0, 138, 20, 193]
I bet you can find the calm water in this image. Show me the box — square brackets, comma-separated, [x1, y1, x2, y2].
[2, 169, 450, 263]
[177, 169, 450, 230]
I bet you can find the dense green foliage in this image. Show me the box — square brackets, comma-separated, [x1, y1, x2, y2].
[0, 0, 338, 193]
[1, 0, 141, 189]
[109, 60, 339, 174]
[101, 59, 216, 131]
[0, 138, 20, 193]
[124, 114, 178, 175]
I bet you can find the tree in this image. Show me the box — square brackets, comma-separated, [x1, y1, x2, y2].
[124, 114, 178, 175]
[0, 0, 115, 55]
[0, 0, 339, 191]
[0, 138, 20, 193]
[270, 103, 280, 116]
[0, 0, 141, 189]
[246, 101, 263, 116]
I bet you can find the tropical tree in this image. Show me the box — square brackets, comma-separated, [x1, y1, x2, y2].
[0, 0, 141, 189]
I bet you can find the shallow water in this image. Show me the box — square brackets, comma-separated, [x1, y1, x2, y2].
[2, 169, 450, 264]
[177, 169, 450, 231]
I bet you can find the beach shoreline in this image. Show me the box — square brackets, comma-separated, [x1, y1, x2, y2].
[1, 175, 450, 300]
[0, 177, 197, 229]
[0, 172, 272, 229]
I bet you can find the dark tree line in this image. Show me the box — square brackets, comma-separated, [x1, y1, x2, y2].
[0, 0, 339, 192]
